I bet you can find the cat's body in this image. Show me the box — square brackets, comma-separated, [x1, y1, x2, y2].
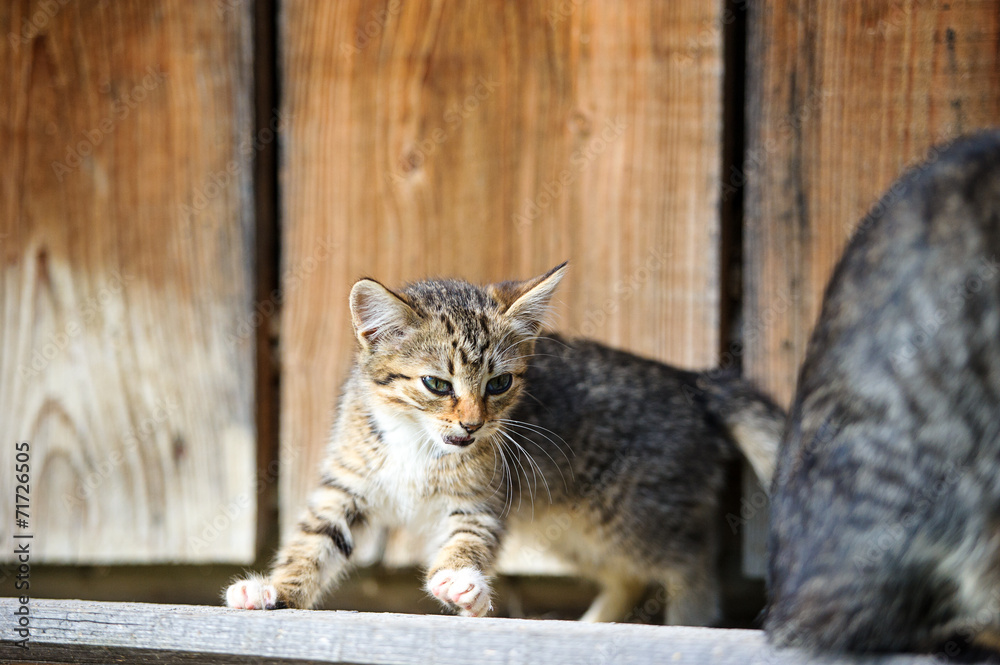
[767, 130, 1000, 653]
[227, 264, 784, 624]
[479, 334, 783, 623]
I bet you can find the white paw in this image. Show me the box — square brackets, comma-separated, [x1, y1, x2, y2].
[427, 567, 492, 617]
[226, 577, 278, 610]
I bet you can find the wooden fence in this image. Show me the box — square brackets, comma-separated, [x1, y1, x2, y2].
[1, 0, 998, 623]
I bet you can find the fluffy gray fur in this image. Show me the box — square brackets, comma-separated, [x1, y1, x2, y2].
[501, 332, 784, 624]
[766, 130, 1000, 653]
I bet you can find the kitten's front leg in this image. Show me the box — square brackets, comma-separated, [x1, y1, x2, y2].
[426, 509, 504, 617]
[227, 473, 364, 610]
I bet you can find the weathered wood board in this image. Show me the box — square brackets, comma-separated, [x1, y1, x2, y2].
[279, 0, 727, 562]
[0, 0, 257, 562]
[744, 0, 1000, 407]
[0, 598, 967, 665]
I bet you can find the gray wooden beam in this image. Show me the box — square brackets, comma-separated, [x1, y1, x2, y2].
[0, 598, 969, 664]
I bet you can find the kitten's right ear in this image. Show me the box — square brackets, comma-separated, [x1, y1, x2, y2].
[349, 279, 417, 349]
[494, 262, 568, 335]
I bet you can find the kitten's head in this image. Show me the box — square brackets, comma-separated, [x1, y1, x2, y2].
[349, 263, 567, 454]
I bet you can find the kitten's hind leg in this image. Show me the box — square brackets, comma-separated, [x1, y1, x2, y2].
[579, 576, 646, 623]
[663, 564, 721, 626]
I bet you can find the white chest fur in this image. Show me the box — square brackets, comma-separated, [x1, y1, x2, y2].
[367, 408, 451, 531]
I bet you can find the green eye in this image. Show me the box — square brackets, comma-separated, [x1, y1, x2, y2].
[485, 373, 513, 395]
[421, 376, 453, 395]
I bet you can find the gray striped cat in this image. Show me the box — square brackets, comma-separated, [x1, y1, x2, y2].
[227, 263, 784, 624]
[767, 130, 1000, 653]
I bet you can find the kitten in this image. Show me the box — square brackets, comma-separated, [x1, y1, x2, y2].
[226, 263, 785, 624]
[767, 130, 1000, 653]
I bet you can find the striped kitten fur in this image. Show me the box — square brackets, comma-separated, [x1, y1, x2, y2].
[226, 263, 785, 623]
[767, 131, 1000, 653]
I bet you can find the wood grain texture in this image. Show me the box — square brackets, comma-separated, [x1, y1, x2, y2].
[0, 1, 256, 562]
[279, 0, 725, 549]
[0, 598, 962, 665]
[744, 0, 1000, 406]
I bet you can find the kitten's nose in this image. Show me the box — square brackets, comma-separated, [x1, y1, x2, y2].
[461, 421, 483, 434]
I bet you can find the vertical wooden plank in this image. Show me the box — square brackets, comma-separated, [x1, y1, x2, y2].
[280, 0, 724, 540]
[0, 0, 256, 562]
[745, 0, 1000, 407]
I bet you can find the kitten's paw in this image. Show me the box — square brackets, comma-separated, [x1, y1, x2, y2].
[427, 567, 492, 617]
[226, 577, 278, 610]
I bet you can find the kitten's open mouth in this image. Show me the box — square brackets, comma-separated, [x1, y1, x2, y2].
[443, 435, 474, 447]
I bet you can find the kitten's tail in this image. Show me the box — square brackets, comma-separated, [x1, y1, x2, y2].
[701, 374, 786, 490]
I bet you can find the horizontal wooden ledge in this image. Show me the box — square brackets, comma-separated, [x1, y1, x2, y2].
[0, 598, 957, 665]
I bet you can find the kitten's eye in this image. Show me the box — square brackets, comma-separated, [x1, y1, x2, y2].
[421, 376, 453, 395]
[485, 373, 513, 395]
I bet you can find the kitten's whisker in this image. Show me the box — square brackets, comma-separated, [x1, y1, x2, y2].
[493, 332, 520, 358]
[528, 334, 572, 349]
[496, 334, 570, 360]
[499, 429, 550, 510]
[519, 442, 551, 508]
[495, 332, 544, 357]
[502, 443, 515, 518]
[517, 389, 549, 410]
[492, 436, 514, 518]
[493, 334, 566, 365]
[486, 435, 501, 488]
[501, 428, 554, 504]
[483, 435, 507, 503]
[497, 417, 575, 459]
[500, 432, 538, 517]
[497, 352, 562, 364]
[497, 439, 526, 514]
[499, 430, 540, 503]
[496, 418, 575, 489]
[498, 428, 570, 492]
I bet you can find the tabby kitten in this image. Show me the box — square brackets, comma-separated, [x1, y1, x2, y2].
[767, 130, 1000, 652]
[227, 263, 784, 624]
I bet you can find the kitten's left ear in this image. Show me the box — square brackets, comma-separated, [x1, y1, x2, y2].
[494, 262, 568, 334]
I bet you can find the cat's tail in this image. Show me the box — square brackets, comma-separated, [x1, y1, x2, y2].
[700, 373, 786, 490]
